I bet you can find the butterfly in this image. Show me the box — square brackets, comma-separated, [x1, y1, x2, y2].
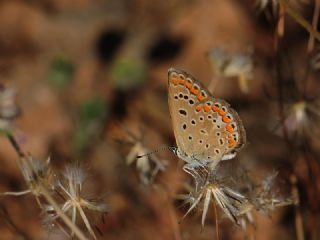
[168, 68, 246, 171]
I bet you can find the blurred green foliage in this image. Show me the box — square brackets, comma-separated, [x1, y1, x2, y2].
[48, 55, 74, 89]
[73, 97, 109, 154]
[110, 57, 146, 90]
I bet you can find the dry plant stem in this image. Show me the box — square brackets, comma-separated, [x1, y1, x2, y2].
[6, 134, 88, 240]
[275, 49, 291, 147]
[212, 198, 219, 240]
[290, 175, 304, 240]
[39, 185, 88, 240]
[301, 143, 319, 240]
[247, 220, 256, 240]
[302, 58, 311, 98]
[277, 4, 285, 37]
[0, 190, 31, 196]
[307, 0, 320, 53]
[278, 0, 320, 41]
[7, 133, 24, 158]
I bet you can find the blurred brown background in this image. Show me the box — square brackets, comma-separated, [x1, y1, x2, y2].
[0, 0, 319, 239]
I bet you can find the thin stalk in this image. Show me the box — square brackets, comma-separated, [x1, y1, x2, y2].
[307, 0, 320, 53]
[213, 198, 220, 240]
[6, 134, 88, 240]
[6, 132, 24, 158]
[290, 175, 304, 240]
[40, 185, 88, 240]
[278, 0, 320, 41]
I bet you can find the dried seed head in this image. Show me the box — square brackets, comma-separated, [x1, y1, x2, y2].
[122, 128, 168, 185]
[46, 164, 108, 239]
[17, 155, 54, 196]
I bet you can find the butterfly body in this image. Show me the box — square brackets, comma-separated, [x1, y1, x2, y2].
[168, 68, 246, 170]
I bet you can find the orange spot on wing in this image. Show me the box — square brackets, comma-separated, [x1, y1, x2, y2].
[190, 88, 199, 95]
[197, 94, 205, 101]
[226, 124, 234, 133]
[218, 109, 226, 116]
[185, 82, 192, 89]
[222, 116, 230, 123]
[212, 106, 219, 112]
[195, 105, 202, 112]
[204, 105, 210, 112]
[228, 138, 237, 147]
[172, 78, 179, 85]
[179, 79, 185, 85]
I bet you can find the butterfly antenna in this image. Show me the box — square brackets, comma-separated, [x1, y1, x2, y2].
[136, 146, 176, 159]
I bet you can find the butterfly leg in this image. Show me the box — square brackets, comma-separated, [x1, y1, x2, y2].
[183, 162, 205, 191]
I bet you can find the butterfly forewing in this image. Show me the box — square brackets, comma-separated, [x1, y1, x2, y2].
[168, 68, 245, 166]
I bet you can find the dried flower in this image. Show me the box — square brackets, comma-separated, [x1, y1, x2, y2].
[180, 166, 293, 229]
[250, 171, 293, 213]
[283, 99, 320, 141]
[46, 165, 108, 239]
[255, 0, 279, 15]
[1, 155, 53, 207]
[207, 48, 253, 93]
[123, 128, 168, 185]
[181, 167, 250, 227]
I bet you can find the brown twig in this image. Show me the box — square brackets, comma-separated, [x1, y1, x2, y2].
[5, 133, 88, 240]
[278, 0, 320, 42]
[307, 0, 320, 53]
[213, 199, 219, 240]
[290, 175, 304, 240]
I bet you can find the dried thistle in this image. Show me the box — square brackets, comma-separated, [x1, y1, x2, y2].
[122, 128, 168, 185]
[45, 165, 108, 239]
[180, 166, 293, 230]
[254, 0, 308, 17]
[181, 167, 250, 227]
[255, 0, 279, 16]
[1, 155, 54, 207]
[282, 99, 320, 141]
[207, 48, 253, 93]
[250, 171, 293, 213]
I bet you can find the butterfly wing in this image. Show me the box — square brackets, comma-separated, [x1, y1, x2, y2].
[168, 68, 246, 166]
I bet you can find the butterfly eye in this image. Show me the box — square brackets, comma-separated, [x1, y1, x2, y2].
[186, 78, 192, 84]
[221, 106, 227, 112]
[214, 103, 221, 107]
